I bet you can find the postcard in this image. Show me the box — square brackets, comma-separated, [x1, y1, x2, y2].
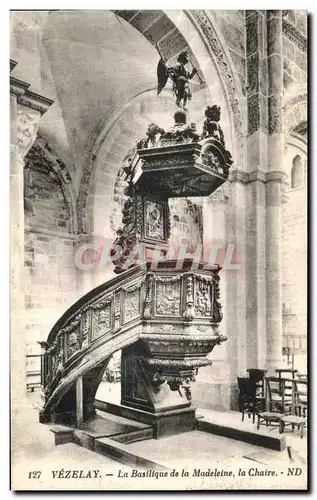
[10, 8, 308, 491]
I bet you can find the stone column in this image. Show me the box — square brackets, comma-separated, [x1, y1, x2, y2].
[265, 12, 285, 372]
[245, 11, 268, 370]
[10, 66, 53, 443]
[76, 376, 83, 429]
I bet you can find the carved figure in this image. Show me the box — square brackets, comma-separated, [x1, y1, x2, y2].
[67, 331, 80, 358]
[146, 201, 164, 240]
[161, 110, 200, 145]
[196, 283, 211, 316]
[157, 282, 180, 315]
[136, 123, 165, 149]
[157, 50, 199, 110]
[181, 377, 195, 401]
[151, 371, 166, 392]
[202, 105, 233, 166]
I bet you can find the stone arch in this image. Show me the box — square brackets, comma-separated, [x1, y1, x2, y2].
[77, 10, 244, 235]
[25, 134, 78, 234]
[114, 9, 244, 148]
[291, 154, 304, 189]
[114, 10, 243, 143]
[283, 85, 307, 138]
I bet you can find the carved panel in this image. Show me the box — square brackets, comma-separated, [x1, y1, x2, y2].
[124, 284, 141, 323]
[144, 199, 165, 240]
[195, 279, 212, 317]
[91, 300, 111, 341]
[66, 327, 80, 361]
[155, 277, 181, 316]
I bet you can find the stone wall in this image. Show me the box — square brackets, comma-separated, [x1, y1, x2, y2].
[282, 11, 307, 90]
[282, 143, 307, 359]
[24, 166, 78, 386]
[210, 11, 247, 94]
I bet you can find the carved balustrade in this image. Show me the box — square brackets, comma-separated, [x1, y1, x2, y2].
[40, 261, 225, 418]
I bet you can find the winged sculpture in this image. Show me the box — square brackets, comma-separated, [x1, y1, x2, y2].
[156, 47, 202, 110]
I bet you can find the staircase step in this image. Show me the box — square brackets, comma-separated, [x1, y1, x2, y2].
[111, 427, 154, 444]
[95, 436, 168, 471]
[49, 424, 74, 445]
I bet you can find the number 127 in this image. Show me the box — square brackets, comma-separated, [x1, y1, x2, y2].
[28, 471, 41, 479]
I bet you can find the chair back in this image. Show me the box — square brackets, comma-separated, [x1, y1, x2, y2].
[247, 369, 267, 383]
[237, 377, 256, 399]
[293, 379, 307, 404]
[265, 376, 286, 403]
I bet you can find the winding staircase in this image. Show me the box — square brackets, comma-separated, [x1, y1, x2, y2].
[39, 107, 232, 441]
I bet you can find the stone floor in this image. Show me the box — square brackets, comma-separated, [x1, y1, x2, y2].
[11, 389, 307, 491]
[96, 379, 121, 403]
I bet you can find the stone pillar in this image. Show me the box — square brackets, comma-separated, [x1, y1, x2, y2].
[266, 172, 286, 372]
[265, 12, 285, 372]
[194, 189, 231, 410]
[76, 376, 83, 429]
[245, 11, 268, 370]
[10, 65, 53, 443]
[225, 177, 248, 380]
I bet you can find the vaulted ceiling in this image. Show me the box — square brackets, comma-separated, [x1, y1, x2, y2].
[10, 10, 207, 195]
[10, 11, 163, 191]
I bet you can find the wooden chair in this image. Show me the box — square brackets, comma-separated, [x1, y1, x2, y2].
[275, 368, 298, 380]
[237, 377, 264, 424]
[265, 376, 293, 414]
[247, 369, 267, 399]
[279, 415, 306, 438]
[257, 411, 283, 431]
[293, 379, 307, 418]
[275, 368, 297, 402]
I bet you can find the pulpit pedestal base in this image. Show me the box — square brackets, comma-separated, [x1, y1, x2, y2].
[94, 399, 196, 438]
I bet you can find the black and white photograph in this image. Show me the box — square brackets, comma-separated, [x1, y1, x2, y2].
[9, 7, 308, 491]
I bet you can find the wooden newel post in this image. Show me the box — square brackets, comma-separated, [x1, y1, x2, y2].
[76, 376, 83, 429]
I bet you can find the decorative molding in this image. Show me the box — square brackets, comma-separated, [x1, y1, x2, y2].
[283, 90, 307, 114]
[91, 297, 112, 310]
[10, 76, 54, 115]
[18, 90, 54, 115]
[266, 170, 288, 184]
[10, 59, 17, 72]
[24, 224, 77, 241]
[10, 76, 30, 97]
[283, 89, 307, 138]
[229, 169, 250, 184]
[157, 324, 176, 333]
[229, 168, 287, 185]
[188, 11, 243, 141]
[25, 135, 72, 184]
[282, 19, 307, 53]
[248, 170, 267, 184]
[140, 333, 219, 342]
[144, 358, 213, 368]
